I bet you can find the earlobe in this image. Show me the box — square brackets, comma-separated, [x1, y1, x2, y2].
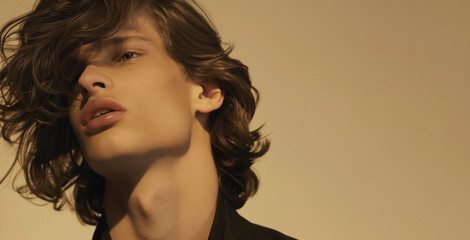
[194, 79, 224, 113]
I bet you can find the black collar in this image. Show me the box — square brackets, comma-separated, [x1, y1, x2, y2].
[207, 194, 226, 239]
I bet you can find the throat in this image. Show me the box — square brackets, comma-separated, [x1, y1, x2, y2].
[104, 165, 219, 240]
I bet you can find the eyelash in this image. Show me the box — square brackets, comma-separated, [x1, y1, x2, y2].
[118, 51, 139, 62]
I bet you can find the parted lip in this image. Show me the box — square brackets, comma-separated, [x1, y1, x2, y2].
[81, 97, 127, 126]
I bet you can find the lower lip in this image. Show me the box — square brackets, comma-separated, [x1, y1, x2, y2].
[84, 111, 126, 135]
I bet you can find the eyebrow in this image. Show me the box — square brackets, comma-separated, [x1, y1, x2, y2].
[97, 35, 153, 48]
[78, 35, 154, 62]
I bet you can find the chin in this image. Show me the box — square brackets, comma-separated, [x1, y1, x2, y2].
[81, 129, 192, 175]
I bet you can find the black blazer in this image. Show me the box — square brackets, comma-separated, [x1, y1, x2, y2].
[93, 196, 296, 240]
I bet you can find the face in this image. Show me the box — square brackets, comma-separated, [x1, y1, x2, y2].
[69, 10, 200, 175]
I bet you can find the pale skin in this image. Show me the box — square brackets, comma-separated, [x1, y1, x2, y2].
[69, 10, 224, 240]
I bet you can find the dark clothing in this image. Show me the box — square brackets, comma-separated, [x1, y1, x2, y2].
[93, 196, 296, 240]
[208, 195, 296, 240]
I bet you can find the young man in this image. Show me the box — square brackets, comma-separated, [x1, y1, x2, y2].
[0, 0, 294, 239]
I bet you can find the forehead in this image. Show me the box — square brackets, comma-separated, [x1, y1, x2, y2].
[79, 9, 161, 53]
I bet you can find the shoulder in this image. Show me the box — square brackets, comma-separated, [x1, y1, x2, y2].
[223, 200, 296, 240]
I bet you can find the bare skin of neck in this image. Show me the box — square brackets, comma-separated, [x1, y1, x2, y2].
[103, 122, 219, 240]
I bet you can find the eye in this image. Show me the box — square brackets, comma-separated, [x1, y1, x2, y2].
[119, 52, 138, 61]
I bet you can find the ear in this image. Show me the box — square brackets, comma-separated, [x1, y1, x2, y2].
[192, 79, 224, 113]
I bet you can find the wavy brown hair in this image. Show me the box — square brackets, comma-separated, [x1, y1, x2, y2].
[0, 0, 269, 225]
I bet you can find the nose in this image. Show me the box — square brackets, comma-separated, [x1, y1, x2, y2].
[77, 65, 113, 96]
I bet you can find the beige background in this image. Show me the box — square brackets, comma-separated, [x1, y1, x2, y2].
[1, 0, 469, 239]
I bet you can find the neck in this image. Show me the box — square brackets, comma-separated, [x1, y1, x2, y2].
[103, 128, 219, 240]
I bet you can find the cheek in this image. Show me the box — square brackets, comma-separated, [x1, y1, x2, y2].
[68, 99, 94, 161]
[69, 101, 82, 138]
[131, 87, 193, 148]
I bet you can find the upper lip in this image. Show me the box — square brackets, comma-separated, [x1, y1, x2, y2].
[81, 97, 127, 126]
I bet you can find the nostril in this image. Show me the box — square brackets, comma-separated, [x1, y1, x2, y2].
[92, 82, 105, 88]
